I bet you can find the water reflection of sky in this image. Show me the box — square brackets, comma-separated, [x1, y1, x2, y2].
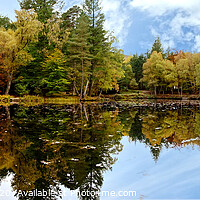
[1, 136, 200, 200]
[102, 137, 200, 199]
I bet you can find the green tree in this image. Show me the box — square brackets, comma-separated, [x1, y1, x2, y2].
[146, 36, 165, 59]
[61, 5, 81, 30]
[83, 0, 108, 96]
[83, 0, 124, 96]
[151, 36, 164, 55]
[68, 14, 91, 99]
[130, 54, 146, 89]
[40, 48, 69, 96]
[95, 43, 124, 95]
[119, 56, 137, 91]
[61, 6, 82, 56]
[0, 15, 15, 30]
[16, 0, 69, 96]
[18, 0, 64, 23]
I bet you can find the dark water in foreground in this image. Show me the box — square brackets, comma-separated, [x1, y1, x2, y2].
[0, 103, 200, 200]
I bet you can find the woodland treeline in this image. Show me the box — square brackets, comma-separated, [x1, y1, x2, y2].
[121, 37, 200, 96]
[1, 0, 200, 98]
[0, 0, 124, 98]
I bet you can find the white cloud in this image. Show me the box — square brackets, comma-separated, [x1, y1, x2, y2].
[101, 0, 132, 47]
[64, 0, 132, 47]
[130, 0, 200, 52]
[194, 35, 200, 52]
[101, 0, 120, 12]
[130, 0, 200, 17]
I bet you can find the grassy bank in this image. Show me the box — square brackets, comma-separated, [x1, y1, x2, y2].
[1, 92, 200, 107]
[0, 95, 80, 106]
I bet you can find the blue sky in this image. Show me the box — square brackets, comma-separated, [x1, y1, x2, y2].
[1, 0, 200, 55]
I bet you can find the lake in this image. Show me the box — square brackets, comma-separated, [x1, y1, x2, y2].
[0, 102, 200, 200]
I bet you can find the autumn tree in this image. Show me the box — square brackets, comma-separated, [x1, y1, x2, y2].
[16, 0, 70, 95]
[18, 0, 64, 50]
[95, 42, 124, 95]
[141, 51, 165, 95]
[172, 51, 189, 96]
[167, 50, 198, 95]
[45, 15, 69, 49]
[0, 9, 42, 95]
[196, 62, 200, 93]
[195, 53, 200, 92]
[185, 52, 200, 93]
[163, 59, 177, 94]
[0, 66, 7, 94]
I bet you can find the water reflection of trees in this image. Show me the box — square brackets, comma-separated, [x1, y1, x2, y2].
[0, 104, 123, 200]
[120, 108, 200, 161]
[1, 104, 200, 199]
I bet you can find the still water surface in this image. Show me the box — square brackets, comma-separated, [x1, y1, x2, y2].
[0, 103, 200, 199]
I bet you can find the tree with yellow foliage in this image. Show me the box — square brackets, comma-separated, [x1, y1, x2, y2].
[0, 9, 42, 95]
[141, 51, 165, 95]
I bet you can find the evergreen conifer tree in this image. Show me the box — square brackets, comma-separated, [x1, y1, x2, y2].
[83, 0, 108, 96]
[68, 14, 92, 99]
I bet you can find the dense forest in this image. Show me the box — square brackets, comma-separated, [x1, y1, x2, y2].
[1, 0, 200, 98]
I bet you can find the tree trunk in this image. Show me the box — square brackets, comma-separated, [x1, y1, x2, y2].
[80, 59, 84, 100]
[5, 106, 10, 121]
[74, 80, 79, 96]
[181, 84, 183, 98]
[83, 104, 88, 121]
[88, 80, 94, 97]
[159, 86, 162, 95]
[73, 81, 76, 95]
[83, 80, 89, 98]
[154, 86, 157, 96]
[5, 73, 13, 95]
[88, 1, 95, 97]
[80, 103, 83, 124]
[98, 89, 102, 98]
[5, 106, 12, 132]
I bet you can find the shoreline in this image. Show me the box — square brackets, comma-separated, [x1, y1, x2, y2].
[0, 94, 200, 107]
